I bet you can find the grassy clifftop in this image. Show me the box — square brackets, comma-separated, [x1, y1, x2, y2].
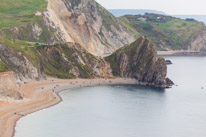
[0, 0, 46, 28]
[119, 13, 205, 50]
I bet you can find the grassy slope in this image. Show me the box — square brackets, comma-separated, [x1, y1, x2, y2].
[0, 0, 46, 28]
[0, 34, 96, 78]
[119, 14, 205, 50]
[0, 0, 97, 79]
[105, 37, 156, 76]
[119, 16, 141, 37]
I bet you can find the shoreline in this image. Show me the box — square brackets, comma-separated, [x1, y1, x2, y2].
[157, 50, 206, 56]
[0, 78, 138, 137]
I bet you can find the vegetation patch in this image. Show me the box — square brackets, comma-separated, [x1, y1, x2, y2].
[0, 0, 47, 28]
[0, 60, 9, 72]
[119, 14, 205, 50]
[97, 4, 120, 32]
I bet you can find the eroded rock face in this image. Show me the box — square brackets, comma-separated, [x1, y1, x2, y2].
[34, 43, 112, 79]
[45, 0, 136, 56]
[0, 44, 41, 80]
[0, 72, 23, 100]
[0, 41, 113, 79]
[105, 36, 173, 88]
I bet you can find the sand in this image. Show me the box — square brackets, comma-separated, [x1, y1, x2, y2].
[0, 77, 138, 137]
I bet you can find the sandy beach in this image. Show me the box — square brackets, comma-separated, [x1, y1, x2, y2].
[0, 77, 138, 137]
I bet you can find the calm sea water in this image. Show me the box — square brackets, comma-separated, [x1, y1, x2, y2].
[15, 56, 206, 137]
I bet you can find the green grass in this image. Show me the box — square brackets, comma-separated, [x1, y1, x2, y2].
[105, 37, 154, 76]
[152, 19, 204, 49]
[97, 4, 120, 32]
[0, 0, 47, 28]
[0, 60, 9, 72]
[119, 16, 141, 37]
[0, 33, 97, 79]
[119, 14, 205, 50]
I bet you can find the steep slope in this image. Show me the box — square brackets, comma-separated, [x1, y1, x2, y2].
[0, 60, 8, 72]
[0, 43, 41, 80]
[119, 14, 206, 51]
[43, 0, 136, 56]
[0, 42, 112, 81]
[0, 0, 173, 99]
[105, 37, 173, 88]
[0, 0, 136, 56]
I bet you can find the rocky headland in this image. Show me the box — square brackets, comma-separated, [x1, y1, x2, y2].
[105, 37, 173, 88]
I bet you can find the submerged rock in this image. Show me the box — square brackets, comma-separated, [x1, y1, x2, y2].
[166, 60, 172, 65]
[105, 36, 174, 88]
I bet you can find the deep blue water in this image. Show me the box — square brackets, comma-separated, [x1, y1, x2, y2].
[15, 56, 206, 137]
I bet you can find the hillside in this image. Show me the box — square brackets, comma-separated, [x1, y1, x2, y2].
[0, 0, 173, 99]
[0, 0, 46, 28]
[119, 13, 206, 51]
[0, 0, 136, 56]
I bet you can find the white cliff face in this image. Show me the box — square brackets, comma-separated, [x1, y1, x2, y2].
[46, 0, 136, 56]
[45, 0, 75, 43]
[31, 24, 42, 40]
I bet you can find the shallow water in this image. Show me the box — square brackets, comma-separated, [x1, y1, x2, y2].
[15, 56, 206, 137]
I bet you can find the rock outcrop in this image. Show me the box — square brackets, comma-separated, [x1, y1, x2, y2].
[0, 42, 112, 80]
[105, 37, 173, 88]
[34, 43, 112, 78]
[0, 44, 41, 81]
[166, 60, 172, 65]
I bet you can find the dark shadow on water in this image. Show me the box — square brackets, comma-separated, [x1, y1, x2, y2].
[67, 85, 166, 100]
[111, 84, 166, 93]
[107, 85, 167, 100]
